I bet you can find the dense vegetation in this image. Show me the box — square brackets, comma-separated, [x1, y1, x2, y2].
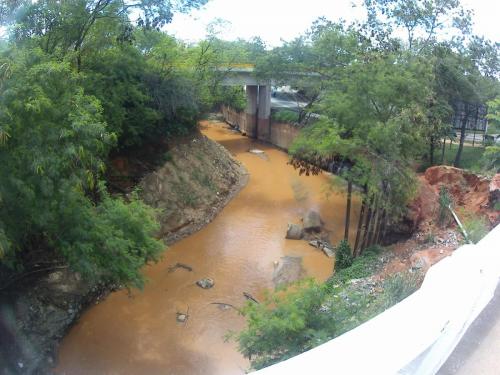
[0, 0, 255, 288]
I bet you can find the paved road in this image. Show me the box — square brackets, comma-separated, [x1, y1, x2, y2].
[270, 97, 307, 109]
[438, 281, 500, 375]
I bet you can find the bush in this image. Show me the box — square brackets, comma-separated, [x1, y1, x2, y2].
[460, 210, 490, 244]
[335, 239, 353, 270]
[438, 187, 452, 227]
[481, 146, 500, 172]
[379, 271, 421, 308]
[236, 280, 332, 370]
[272, 109, 300, 124]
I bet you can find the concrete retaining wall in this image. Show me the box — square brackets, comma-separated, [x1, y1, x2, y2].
[221, 106, 301, 151]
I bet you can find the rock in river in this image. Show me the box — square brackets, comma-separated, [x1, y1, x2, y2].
[272, 256, 304, 288]
[303, 210, 322, 232]
[285, 223, 303, 240]
[196, 278, 215, 289]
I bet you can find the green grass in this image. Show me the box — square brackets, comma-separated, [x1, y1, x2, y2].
[440, 143, 485, 170]
[487, 123, 500, 135]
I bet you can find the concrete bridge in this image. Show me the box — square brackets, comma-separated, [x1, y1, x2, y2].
[219, 66, 274, 140]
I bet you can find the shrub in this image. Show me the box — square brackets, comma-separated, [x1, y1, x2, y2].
[272, 109, 300, 124]
[438, 187, 452, 227]
[460, 210, 490, 244]
[335, 239, 353, 270]
[236, 279, 332, 370]
[481, 146, 500, 172]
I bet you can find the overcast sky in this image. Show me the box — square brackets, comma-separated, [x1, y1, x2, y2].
[165, 0, 500, 46]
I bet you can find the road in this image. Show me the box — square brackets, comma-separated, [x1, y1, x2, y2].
[438, 281, 500, 375]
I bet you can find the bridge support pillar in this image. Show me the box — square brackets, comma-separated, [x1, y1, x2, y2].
[245, 85, 258, 137]
[257, 85, 271, 141]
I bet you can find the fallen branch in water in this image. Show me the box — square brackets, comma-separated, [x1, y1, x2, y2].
[243, 292, 259, 304]
[168, 262, 193, 273]
[210, 302, 243, 314]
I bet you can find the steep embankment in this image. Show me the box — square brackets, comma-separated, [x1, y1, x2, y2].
[377, 166, 499, 278]
[0, 128, 247, 374]
[139, 131, 247, 244]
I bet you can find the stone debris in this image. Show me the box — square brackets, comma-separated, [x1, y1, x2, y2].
[285, 223, 303, 240]
[176, 313, 188, 323]
[308, 240, 335, 258]
[196, 278, 214, 289]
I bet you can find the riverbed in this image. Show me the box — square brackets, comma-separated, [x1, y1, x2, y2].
[56, 121, 359, 375]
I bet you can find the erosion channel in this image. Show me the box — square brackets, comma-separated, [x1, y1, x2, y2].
[56, 121, 360, 375]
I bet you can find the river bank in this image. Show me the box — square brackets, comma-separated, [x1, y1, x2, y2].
[0, 122, 248, 375]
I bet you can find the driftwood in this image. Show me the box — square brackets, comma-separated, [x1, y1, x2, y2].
[210, 302, 243, 314]
[168, 262, 193, 273]
[243, 292, 259, 304]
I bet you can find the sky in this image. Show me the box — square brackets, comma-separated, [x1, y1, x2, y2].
[164, 0, 500, 46]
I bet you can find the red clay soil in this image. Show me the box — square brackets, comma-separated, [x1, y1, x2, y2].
[377, 166, 498, 280]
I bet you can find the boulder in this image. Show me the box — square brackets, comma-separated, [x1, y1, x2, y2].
[303, 210, 322, 232]
[196, 278, 214, 289]
[272, 256, 304, 288]
[286, 223, 303, 240]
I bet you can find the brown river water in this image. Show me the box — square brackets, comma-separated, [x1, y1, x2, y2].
[56, 121, 360, 375]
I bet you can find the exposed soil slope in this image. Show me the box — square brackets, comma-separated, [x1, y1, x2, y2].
[139, 129, 248, 244]
[377, 166, 498, 279]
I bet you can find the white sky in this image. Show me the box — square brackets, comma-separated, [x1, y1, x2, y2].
[165, 0, 500, 46]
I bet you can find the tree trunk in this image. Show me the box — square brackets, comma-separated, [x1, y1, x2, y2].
[429, 136, 435, 165]
[353, 198, 366, 257]
[369, 200, 380, 247]
[375, 209, 386, 245]
[344, 180, 353, 243]
[359, 198, 374, 256]
[454, 112, 469, 168]
[441, 138, 446, 164]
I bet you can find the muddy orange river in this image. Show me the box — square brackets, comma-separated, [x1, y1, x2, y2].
[56, 122, 360, 375]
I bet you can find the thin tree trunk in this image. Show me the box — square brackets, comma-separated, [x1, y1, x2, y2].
[441, 138, 446, 164]
[344, 180, 353, 243]
[454, 112, 469, 168]
[429, 136, 435, 165]
[369, 198, 380, 247]
[353, 197, 366, 257]
[359, 197, 374, 256]
[375, 209, 386, 245]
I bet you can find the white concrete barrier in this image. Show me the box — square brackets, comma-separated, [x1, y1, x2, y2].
[253, 224, 500, 375]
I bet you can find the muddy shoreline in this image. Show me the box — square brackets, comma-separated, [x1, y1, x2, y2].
[0, 126, 249, 375]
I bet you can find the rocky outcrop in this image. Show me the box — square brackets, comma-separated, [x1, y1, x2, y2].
[272, 256, 304, 288]
[0, 269, 112, 374]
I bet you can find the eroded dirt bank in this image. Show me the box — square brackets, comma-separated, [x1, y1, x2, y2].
[55, 121, 360, 375]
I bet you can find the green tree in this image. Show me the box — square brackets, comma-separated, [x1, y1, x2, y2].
[0, 48, 162, 288]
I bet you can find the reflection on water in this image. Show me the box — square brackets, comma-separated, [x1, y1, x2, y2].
[56, 121, 359, 375]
